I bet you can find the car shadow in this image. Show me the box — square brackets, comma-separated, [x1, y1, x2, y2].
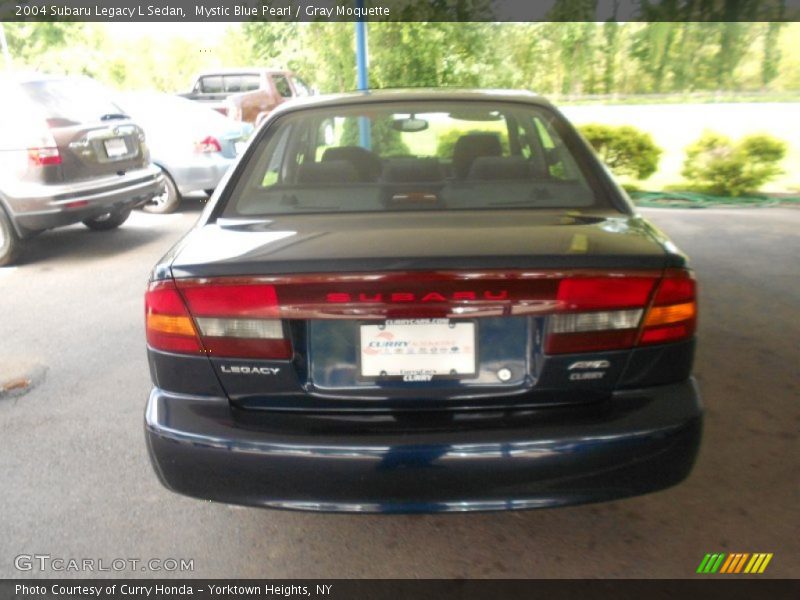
[225, 497, 678, 578]
[12, 194, 213, 267]
[172, 193, 209, 214]
[15, 225, 169, 266]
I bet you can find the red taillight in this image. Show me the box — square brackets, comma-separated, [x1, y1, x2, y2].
[175, 280, 292, 359]
[145, 280, 203, 354]
[195, 136, 222, 153]
[546, 268, 696, 354]
[639, 269, 697, 345]
[545, 276, 655, 354]
[28, 147, 62, 167]
[556, 277, 655, 310]
[179, 283, 279, 318]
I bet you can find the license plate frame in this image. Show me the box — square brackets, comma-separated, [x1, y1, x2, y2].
[104, 137, 128, 159]
[358, 319, 478, 382]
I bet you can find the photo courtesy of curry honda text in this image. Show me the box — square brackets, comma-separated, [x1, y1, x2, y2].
[144, 89, 701, 513]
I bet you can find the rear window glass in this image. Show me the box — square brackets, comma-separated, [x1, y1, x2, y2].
[272, 75, 293, 98]
[223, 101, 609, 217]
[20, 79, 123, 126]
[223, 74, 260, 93]
[240, 74, 261, 92]
[200, 76, 223, 93]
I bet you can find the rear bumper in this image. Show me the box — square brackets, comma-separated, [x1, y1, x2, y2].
[145, 379, 702, 513]
[160, 155, 235, 195]
[5, 166, 164, 233]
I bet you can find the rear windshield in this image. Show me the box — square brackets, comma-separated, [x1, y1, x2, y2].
[20, 79, 123, 126]
[223, 100, 610, 217]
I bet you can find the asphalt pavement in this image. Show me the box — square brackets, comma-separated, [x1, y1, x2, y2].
[1, 202, 798, 578]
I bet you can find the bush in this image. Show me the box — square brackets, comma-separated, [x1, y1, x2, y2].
[578, 124, 662, 180]
[681, 131, 787, 197]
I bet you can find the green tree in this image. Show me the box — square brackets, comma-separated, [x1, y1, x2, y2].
[761, 4, 786, 90]
[602, 17, 620, 94]
[3, 22, 88, 70]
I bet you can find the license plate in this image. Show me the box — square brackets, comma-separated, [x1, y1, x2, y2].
[234, 141, 248, 155]
[359, 319, 476, 381]
[104, 138, 128, 158]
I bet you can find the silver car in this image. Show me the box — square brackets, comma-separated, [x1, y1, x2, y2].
[115, 92, 252, 214]
[0, 74, 164, 266]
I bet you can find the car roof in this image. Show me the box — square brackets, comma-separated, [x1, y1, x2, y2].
[193, 68, 293, 77]
[269, 88, 551, 116]
[0, 71, 81, 85]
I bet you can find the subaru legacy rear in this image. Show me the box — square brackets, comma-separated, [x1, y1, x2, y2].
[144, 90, 701, 512]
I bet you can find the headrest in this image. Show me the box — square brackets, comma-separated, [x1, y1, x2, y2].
[452, 133, 503, 179]
[322, 146, 382, 181]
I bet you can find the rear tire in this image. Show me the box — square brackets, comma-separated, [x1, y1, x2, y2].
[82, 207, 132, 231]
[142, 170, 181, 214]
[0, 207, 22, 266]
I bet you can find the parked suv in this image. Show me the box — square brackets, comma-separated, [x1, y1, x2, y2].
[0, 73, 164, 265]
[180, 68, 312, 124]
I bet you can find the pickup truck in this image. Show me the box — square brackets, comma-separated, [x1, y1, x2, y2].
[179, 68, 313, 124]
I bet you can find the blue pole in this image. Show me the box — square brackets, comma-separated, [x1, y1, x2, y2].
[355, 0, 371, 149]
[355, 2, 368, 92]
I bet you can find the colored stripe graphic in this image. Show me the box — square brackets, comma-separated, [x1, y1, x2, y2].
[696, 554, 713, 573]
[720, 553, 750, 573]
[697, 553, 726, 573]
[719, 554, 736, 573]
[698, 553, 773, 574]
[754, 553, 773, 574]
[734, 553, 750, 573]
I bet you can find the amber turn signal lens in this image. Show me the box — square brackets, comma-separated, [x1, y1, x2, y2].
[643, 301, 696, 327]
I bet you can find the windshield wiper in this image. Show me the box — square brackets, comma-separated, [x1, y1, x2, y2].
[100, 113, 130, 121]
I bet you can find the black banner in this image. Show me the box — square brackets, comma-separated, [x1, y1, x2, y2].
[2, 580, 800, 600]
[1, 0, 799, 23]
